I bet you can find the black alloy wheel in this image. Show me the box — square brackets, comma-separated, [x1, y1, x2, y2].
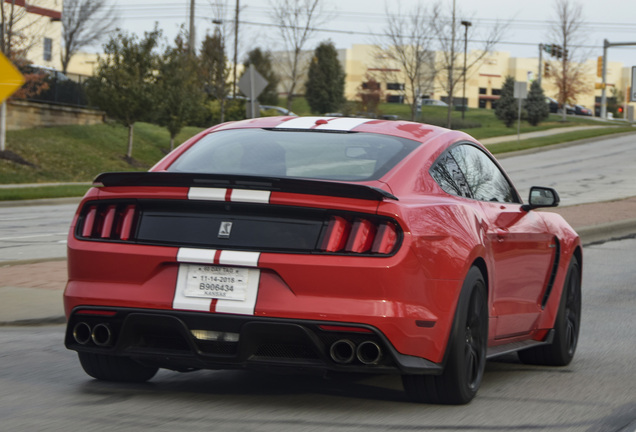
[518, 255, 581, 366]
[403, 267, 488, 404]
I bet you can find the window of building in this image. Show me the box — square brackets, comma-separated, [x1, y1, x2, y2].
[43, 37, 52, 62]
[478, 99, 488, 109]
[362, 81, 380, 91]
[386, 83, 405, 91]
[479, 87, 487, 95]
[386, 95, 404, 104]
[491, 88, 502, 96]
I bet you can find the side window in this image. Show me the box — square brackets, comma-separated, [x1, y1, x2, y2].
[430, 152, 472, 198]
[450, 144, 517, 203]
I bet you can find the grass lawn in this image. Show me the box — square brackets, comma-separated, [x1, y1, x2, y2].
[0, 122, 203, 184]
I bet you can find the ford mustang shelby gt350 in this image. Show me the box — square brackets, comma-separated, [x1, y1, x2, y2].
[64, 117, 582, 404]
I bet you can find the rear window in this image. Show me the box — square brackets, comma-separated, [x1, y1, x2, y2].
[167, 129, 419, 181]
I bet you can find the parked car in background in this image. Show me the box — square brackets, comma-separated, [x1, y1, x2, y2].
[260, 105, 297, 116]
[573, 105, 592, 116]
[546, 97, 559, 113]
[420, 99, 448, 107]
[64, 117, 582, 405]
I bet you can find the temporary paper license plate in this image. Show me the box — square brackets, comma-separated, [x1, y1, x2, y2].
[182, 264, 250, 301]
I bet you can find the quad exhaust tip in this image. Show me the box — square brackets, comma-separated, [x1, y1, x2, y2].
[72, 322, 92, 345]
[91, 323, 113, 346]
[329, 339, 383, 365]
[356, 341, 382, 365]
[330, 339, 356, 364]
[72, 322, 113, 347]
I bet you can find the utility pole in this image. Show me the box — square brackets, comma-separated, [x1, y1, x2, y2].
[189, 0, 195, 53]
[445, 0, 456, 128]
[538, 44, 543, 86]
[461, 20, 471, 120]
[600, 39, 636, 119]
[233, 0, 239, 98]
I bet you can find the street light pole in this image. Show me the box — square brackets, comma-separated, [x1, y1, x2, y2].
[189, 0, 195, 54]
[461, 20, 471, 120]
[233, 0, 239, 99]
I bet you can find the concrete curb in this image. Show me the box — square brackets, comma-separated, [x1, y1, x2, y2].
[578, 218, 636, 245]
[0, 197, 81, 207]
[0, 316, 66, 327]
[494, 130, 636, 159]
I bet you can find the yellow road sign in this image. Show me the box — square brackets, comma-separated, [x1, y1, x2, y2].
[0, 51, 25, 103]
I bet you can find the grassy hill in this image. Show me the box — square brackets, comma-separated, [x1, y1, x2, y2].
[0, 122, 203, 185]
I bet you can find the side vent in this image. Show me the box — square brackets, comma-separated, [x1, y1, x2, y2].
[78, 203, 138, 241]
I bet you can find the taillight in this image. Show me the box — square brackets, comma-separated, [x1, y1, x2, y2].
[320, 216, 399, 255]
[371, 222, 398, 254]
[320, 216, 351, 252]
[346, 219, 376, 253]
[78, 203, 138, 241]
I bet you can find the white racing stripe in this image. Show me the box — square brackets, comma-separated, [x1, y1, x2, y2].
[173, 265, 212, 312]
[274, 116, 328, 129]
[275, 116, 372, 131]
[230, 189, 271, 204]
[188, 187, 271, 204]
[315, 117, 373, 131]
[215, 268, 261, 315]
[188, 187, 226, 201]
[173, 248, 261, 315]
[176, 248, 261, 267]
[177, 248, 217, 264]
[219, 250, 260, 267]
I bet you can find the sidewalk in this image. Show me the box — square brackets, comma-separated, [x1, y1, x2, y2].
[1, 195, 636, 326]
[480, 125, 614, 145]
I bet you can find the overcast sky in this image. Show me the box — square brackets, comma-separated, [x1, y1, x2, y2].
[110, 0, 636, 67]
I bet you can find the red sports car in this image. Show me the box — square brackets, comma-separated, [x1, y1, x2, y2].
[64, 117, 582, 404]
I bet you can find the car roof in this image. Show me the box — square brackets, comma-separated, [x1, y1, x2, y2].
[210, 116, 454, 145]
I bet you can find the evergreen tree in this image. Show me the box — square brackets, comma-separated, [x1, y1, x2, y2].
[525, 80, 550, 126]
[85, 27, 161, 160]
[305, 41, 345, 114]
[199, 29, 231, 123]
[243, 48, 279, 106]
[156, 34, 205, 150]
[495, 75, 517, 128]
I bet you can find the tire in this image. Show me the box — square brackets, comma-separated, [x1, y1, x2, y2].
[78, 352, 158, 383]
[518, 255, 581, 366]
[403, 267, 488, 405]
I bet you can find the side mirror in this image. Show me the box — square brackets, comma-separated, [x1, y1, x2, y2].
[521, 186, 560, 211]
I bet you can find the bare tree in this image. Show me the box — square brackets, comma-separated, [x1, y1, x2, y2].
[430, 1, 506, 128]
[1, 0, 47, 59]
[269, 0, 326, 111]
[548, 0, 589, 121]
[61, 0, 118, 73]
[375, 2, 436, 121]
[1, 1, 49, 154]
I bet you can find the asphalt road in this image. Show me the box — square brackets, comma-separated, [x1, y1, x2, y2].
[0, 202, 75, 263]
[1, 238, 635, 432]
[499, 133, 636, 206]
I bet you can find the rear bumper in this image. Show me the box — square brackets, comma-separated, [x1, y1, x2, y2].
[64, 307, 443, 375]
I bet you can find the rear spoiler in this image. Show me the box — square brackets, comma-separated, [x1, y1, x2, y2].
[93, 172, 398, 201]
